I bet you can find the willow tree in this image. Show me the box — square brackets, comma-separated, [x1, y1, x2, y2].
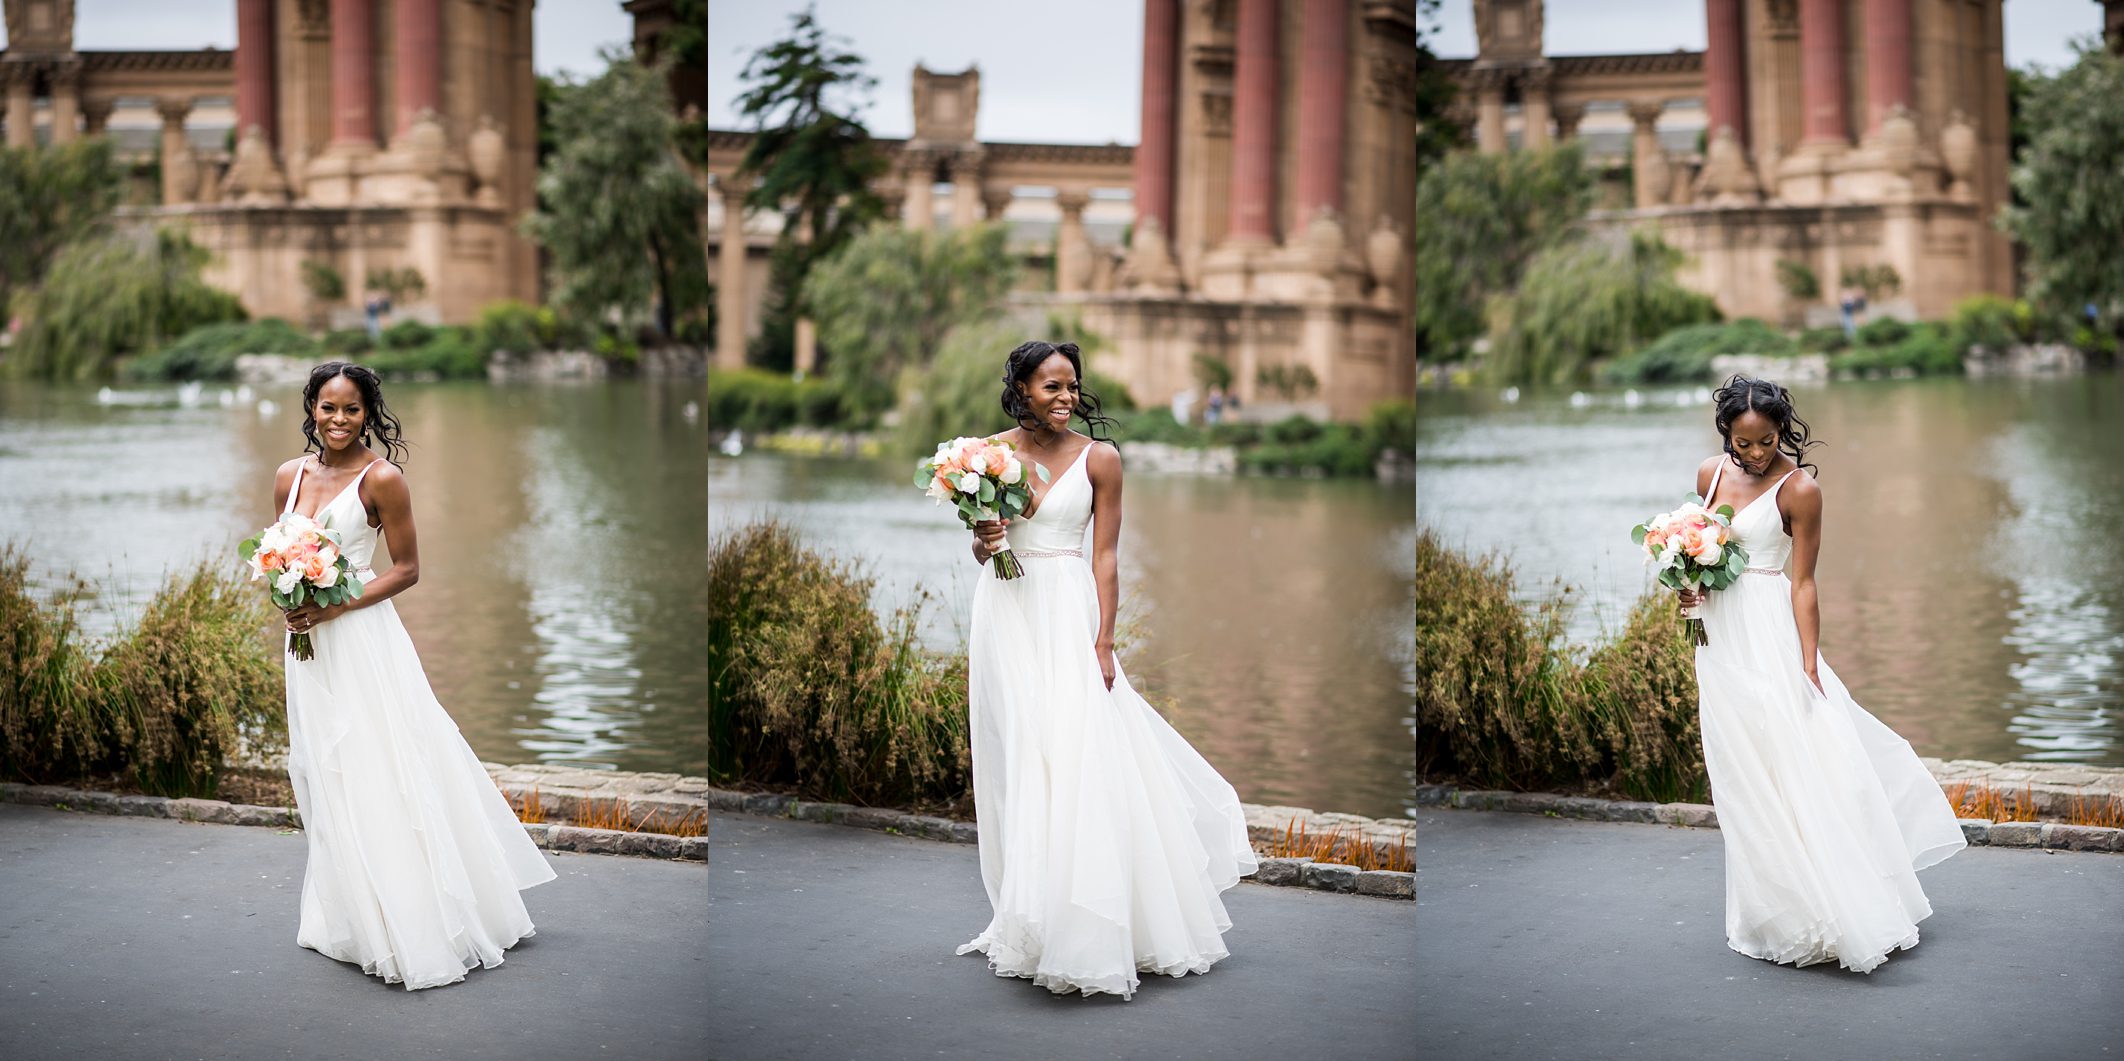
[0, 138, 125, 319]
[523, 49, 707, 341]
[1414, 143, 1594, 361]
[1485, 229, 1720, 386]
[6, 228, 246, 382]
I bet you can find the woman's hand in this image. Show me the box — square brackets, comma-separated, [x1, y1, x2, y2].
[971, 518, 1009, 564]
[285, 600, 345, 635]
[1095, 641, 1116, 690]
[1803, 663, 1825, 698]
[1676, 585, 1706, 612]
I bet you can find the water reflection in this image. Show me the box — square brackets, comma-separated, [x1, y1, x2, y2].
[710, 453, 1418, 819]
[1417, 376, 2124, 766]
[0, 381, 707, 776]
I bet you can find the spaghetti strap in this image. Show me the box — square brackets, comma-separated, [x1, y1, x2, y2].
[283, 458, 308, 515]
[1704, 457, 1727, 507]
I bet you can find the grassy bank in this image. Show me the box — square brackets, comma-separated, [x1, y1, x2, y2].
[0, 548, 284, 799]
[708, 521, 972, 813]
[1415, 530, 1707, 804]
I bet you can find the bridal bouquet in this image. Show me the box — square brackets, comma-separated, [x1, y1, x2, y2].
[240, 513, 363, 661]
[1631, 496, 1748, 646]
[915, 436, 1048, 580]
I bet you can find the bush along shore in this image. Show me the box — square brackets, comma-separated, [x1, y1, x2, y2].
[1, 761, 713, 862]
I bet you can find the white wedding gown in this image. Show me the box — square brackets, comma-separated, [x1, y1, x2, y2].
[280, 458, 556, 990]
[959, 440, 1259, 999]
[1695, 458, 1966, 973]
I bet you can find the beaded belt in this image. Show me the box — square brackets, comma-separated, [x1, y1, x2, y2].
[1743, 566, 1785, 576]
[1014, 548, 1083, 559]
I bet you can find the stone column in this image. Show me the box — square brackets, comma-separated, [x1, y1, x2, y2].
[157, 98, 199, 204]
[4, 71, 33, 149]
[394, 0, 443, 136]
[949, 153, 983, 227]
[1553, 102, 1586, 141]
[49, 66, 81, 144]
[1799, 0, 1848, 144]
[1226, 0, 1278, 244]
[902, 152, 934, 231]
[1475, 84, 1507, 153]
[332, 0, 377, 147]
[715, 176, 752, 371]
[1704, 0, 1748, 147]
[236, 0, 277, 145]
[1294, 0, 1348, 217]
[1055, 190, 1092, 293]
[981, 186, 1012, 221]
[1134, 0, 1178, 240]
[1863, 0, 1912, 135]
[1521, 72, 1553, 149]
[82, 99, 114, 137]
[1628, 101, 1671, 209]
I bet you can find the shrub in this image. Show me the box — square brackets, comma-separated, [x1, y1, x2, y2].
[300, 260, 345, 302]
[1266, 414, 1324, 446]
[0, 550, 284, 798]
[1854, 316, 1911, 347]
[1774, 259, 1819, 301]
[363, 326, 488, 380]
[322, 328, 374, 356]
[472, 299, 547, 355]
[1602, 319, 1800, 385]
[1948, 294, 2028, 353]
[1366, 399, 1416, 457]
[1414, 531, 1707, 803]
[706, 367, 853, 434]
[1832, 322, 1963, 376]
[708, 521, 970, 810]
[379, 318, 437, 350]
[1241, 423, 1376, 477]
[124, 318, 319, 381]
[1797, 325, 1849, 353]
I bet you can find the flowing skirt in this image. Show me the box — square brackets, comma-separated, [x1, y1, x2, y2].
[961, 554, 1258, 999]
[1697, 572, 1966, 973]
[283, 592, 557, 990]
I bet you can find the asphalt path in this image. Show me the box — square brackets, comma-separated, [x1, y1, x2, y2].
[0, 802, 709, 1061]
[1416, 808, 2124, 1061]
[706, 812, 1418, 1061]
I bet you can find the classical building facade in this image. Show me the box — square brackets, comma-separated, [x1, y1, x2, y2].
[708, 0, 1418, 421]
[1445, 0, 2017, 324]
[1, 0, 540, 325]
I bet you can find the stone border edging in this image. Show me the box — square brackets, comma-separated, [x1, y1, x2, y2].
[1414, 784, 2124, 854]
[0, 780, 708, 863]
[707, 786, 1417, 901]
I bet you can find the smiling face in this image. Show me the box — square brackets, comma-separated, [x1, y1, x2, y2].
[311, 375, 368, 455]
[1726, 409, 1782, 475]
[1018, 352, 1079, 432]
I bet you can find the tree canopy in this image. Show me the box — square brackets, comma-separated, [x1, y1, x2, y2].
[5, 228, 246, 382]
[1415, 143, 1595, 361]
[0, 139, 125, 323]
[2002, 40, 2124, 340]
[1484, 229, 1721, 386]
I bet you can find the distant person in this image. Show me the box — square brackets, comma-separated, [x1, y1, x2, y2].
[362, 290, 390, 343]
[270, 363, 555, 989]
[1675, 375, 1965, 974]
[1205, 384, 1226, 425]
[1837, 285, 1862, 341]
[962, 340, 1256, 999]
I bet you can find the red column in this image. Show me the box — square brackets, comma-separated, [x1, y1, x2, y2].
[331, 0, 376, 145]
[1798, 0, 1848, 144]
[1227, 0, 1277, 242]
[1864, 0, 1912, 133]
[235, 0, 276, 146]
[1295, 0, 1348, 217]
[395, 0, 443, 134]
[1703, 0, 1747, 147]
[1133, 0, 1178, 238]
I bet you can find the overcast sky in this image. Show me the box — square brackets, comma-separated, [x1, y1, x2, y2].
[1426, 0, 2103, 71]
[0, 0, 635, 82]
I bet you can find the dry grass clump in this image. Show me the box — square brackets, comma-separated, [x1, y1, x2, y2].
[1256, 818, 1414, 873]
[1415, 530, 1707, 804]
[1942, 781, 2124, 828]
[0, 547, 283, 798]
[709, 520, 971, 810]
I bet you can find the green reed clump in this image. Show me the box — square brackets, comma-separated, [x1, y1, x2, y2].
[0, 549, 284, 798]
[709, 521, 971, 810]
[1416, 529, 1708, 803]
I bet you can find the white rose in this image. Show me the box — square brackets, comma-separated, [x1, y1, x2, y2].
[314, 564, 341, 589]
[957, 472, 982, 494]
[1696, 540, 1721, 567]
[999, 459, 1023, 485]
[274, 569, 304, 596]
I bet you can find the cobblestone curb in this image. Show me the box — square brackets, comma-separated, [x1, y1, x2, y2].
[709, 786, 1417, 900]
[1415, 778, 2124, 855]
[0, 770, 709, 863]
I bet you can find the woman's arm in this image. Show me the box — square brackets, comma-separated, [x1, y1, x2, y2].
[284, 464, 421, 630]
[1782, 475, 1826, 693]
[1087, 442, 1123, 689]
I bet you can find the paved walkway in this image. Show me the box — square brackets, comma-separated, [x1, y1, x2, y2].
[1417, 808, 2124, 1060]
[707, 813, 1416, 1061]
[0, 803, 708, 1061]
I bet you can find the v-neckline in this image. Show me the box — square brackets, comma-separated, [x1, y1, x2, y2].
[289, 458, 370, 522]
[1019, 434, 1091, 506]
[1708, 457, 1794, 521]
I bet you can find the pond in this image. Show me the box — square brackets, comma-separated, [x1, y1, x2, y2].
[1416, 375, 2124, 768]
[711, 451, 1419, 820]
[0, 380, 708, 777]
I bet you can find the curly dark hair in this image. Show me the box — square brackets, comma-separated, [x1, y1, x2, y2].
[999, 340, 1120, 444]
[1713, 374, 1820, 475]
[300, 361, 410, 467]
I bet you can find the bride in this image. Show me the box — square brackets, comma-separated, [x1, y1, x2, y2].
[1677, 375, 1966, 973]
[959, 340, 1258, 1000]
[273, 362, 555, 990]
